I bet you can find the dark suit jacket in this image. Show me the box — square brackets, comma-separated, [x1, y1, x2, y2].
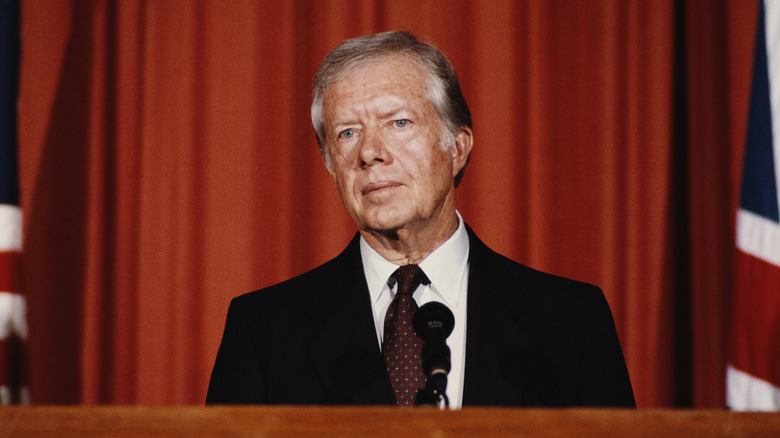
[206, 226, 635, 407]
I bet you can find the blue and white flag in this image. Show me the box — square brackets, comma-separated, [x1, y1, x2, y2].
[728, 0, 780, 412]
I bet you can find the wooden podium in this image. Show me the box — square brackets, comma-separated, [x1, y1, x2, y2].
[2, 406, 779, 437]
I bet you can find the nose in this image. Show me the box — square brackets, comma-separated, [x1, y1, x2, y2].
[358, 129, 388, 167]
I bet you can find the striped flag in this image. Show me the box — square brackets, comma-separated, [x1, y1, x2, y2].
[0, 0, 29, 405]
[728, 0, 780, 411]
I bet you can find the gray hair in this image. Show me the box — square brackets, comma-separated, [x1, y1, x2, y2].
[311, 31, 472, 187]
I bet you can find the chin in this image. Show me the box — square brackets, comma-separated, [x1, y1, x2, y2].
[359, 215, 411, 235]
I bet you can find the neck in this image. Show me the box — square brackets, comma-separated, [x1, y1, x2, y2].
[359, 211, 459, 265]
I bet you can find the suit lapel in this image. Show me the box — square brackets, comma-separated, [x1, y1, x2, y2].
[462, 227, 540, 406]
[304, 235, 394, 404]
[299, 228, 545, 406]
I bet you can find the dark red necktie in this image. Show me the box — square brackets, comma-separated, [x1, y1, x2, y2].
[383, 264, 429, 405]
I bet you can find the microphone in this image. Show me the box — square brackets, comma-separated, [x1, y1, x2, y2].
[413, 301, 455, 408]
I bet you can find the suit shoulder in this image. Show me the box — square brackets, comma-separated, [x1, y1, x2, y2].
[234, 255, 342, 304]
[508, 257, 600, 295]
[475, 240, 600, 293]
[231, 236, 362, 311]
[467, 224, 600, 294]
[468, 236, 605, 316]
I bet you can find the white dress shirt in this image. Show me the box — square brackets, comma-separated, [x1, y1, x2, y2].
[360, 212, 470, 409]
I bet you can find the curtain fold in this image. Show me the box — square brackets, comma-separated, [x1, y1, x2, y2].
[17, 0, 757, 407]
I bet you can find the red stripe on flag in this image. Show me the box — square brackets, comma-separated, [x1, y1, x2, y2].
[730, 250, 780, 387]
[0, 251, 22, 292]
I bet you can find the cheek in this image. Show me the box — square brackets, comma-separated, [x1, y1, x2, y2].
[424, 147, 454, 179]
[332, 168, 359, 202]
[329, 144, 351, 167]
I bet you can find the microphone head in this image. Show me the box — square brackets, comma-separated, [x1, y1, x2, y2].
[413, 301, 455, 338]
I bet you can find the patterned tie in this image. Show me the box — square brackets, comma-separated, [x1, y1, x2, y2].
[383, 264, 429, 405]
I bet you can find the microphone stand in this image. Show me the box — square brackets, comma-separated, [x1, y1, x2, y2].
[413, 301, 454, 410]
[416, 370, 449, 409]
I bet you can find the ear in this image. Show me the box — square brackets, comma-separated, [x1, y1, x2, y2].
[451, 126, 473, 177]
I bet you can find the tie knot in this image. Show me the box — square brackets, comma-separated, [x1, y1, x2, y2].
[391, 265, 429, 296]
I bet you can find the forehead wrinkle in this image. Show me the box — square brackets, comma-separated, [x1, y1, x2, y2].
[330, 93, 409, 123]
[323, 55, 435, 136]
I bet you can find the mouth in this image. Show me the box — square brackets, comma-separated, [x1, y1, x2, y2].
[361, 181, 402, 196]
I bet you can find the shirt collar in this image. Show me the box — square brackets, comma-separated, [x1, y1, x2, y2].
[361, 211, 470, 308]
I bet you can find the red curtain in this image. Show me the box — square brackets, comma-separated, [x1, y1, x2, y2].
[17, 0, 757, 407]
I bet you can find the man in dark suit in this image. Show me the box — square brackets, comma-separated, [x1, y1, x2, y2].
[207, 31, 635, 408]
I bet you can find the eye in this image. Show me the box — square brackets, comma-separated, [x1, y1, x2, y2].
[393, 119, 410, 128]
[339, 128, 356, 140]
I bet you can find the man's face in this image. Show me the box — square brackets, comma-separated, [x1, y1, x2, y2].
[321, 54, 469, 237]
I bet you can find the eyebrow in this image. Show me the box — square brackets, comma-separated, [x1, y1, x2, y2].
[328, 99, 423, 129]
[379, 108, 410, 120]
